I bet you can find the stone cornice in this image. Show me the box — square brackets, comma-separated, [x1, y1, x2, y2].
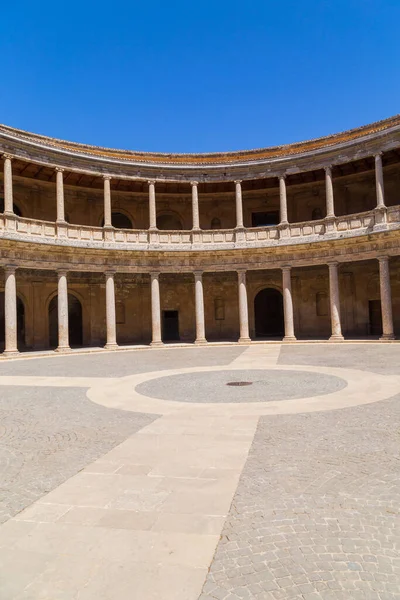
[0, 116, 400, 182]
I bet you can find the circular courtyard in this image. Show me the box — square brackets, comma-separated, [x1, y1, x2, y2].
[0, 342, 399, 600]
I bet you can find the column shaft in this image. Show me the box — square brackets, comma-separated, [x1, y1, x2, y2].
[149, 181, 157, 230]
[238, 270, 250, 343]
[279, 176, 288, 224]
[150, 273, 162, 345]
[328, 262, 344, 340]
[378, 257, 395, 340]
[103, 177, 112, 227]
[105, 272, 118, 348]
[282, 267, 296, 341]
[56, 168, 65, 223]
[56, 271, 70, 351]
[194, 271, 206, 343]
[4, 267, 18, 354]
[3, 155, 14, 214]
[235, 181, 244, 229]
[375, 154, 386, 208]
[191, 182, 200, 230]
[325, 167, 335, 218]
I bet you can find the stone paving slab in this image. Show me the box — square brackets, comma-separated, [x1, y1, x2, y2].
[0, 386, 155, 524]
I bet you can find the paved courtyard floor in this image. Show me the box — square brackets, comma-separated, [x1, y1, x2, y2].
[0, 343, 399, 599]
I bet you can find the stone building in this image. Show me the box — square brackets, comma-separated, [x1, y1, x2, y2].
[0, 115, 399, 354]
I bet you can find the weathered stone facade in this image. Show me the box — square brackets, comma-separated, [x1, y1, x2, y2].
[0, 116, 399, 352]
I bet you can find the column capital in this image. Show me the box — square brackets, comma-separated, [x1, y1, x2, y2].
[2, 153, 14, 161]
[57, 269, 68, 277]
[190, 180, 199, 187]
[193, 270, 203, 278]
[148, 179, 156, 186]
[103, 175, 112, 181]
[150, 271, 160, 279]
[55, 167, 65, 173]
[234, 180, 242, 185]
[3, 264, 17, 274]
[105, 269, 116, 276]
[327, 261, 339, 268]
[237, 268, 247, 276]
[374, 151, 383, 159]
[278, 173, 286, 181]
[324, 165, 333, 174]
[282, 265, 292, 272]
[377, 255, 389, 263]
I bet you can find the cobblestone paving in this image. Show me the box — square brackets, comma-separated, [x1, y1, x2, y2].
[200, 347, 400, 600]
[136, 369, 347, 403]
[0, 346, 245, 378]
[0, 386, 156, 524]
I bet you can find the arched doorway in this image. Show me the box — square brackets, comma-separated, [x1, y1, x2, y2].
[254, 288, 284, 338]
[101, 212, 133, 229]
[157, 214, 183, 230]
[48, 294, 83, 348]
[0, 294, 26, 349]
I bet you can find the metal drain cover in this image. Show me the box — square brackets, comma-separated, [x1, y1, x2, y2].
[226, 381, 253, 387]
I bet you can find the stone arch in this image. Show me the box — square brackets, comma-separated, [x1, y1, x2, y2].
[156, 211, 183, 231]
[100, 210, 133, 229]
[47, 291, 84, 348]
[254, 287, 284, 338]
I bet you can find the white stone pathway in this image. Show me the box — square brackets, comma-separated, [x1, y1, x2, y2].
[1, 345, 400, 599]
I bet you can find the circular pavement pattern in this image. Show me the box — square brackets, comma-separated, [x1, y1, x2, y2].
[135, 369, 348, 403]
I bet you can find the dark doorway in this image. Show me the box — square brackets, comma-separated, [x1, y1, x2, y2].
[162, 310, 180, 342]
[252, 211, 280, 227]
[0, 294, 26, 349]
[369, 300, 382, 336]
[157, 214, 183, 230]
[254, 288, 284, 337]
[101, 212, 133, 229]
[49, 294, 83, 348]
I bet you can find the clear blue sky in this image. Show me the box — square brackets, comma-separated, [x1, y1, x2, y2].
[1, 1, 399, 153]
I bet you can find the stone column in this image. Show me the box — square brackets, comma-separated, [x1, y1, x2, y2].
[378, 256, 395, 340]
[237, 270, 251, 343]
[375, 153, 386, 209]
[325, 166, 335, 218]
[55, 168, 66, 223]
[282, 266, 296, 341]
[4, 266, 18, 355]
[150, 272, 162, 346]
[148, 180, 157, 230]
[328, 262, 344, 341]
[103, 176, 112, 227]
[235, 180, 244, 229]
[3, 154, 14, 214]
[105, 271, 118, 349]
[194, 271, 206, 344]
[279, 176, 289, 225]
[56, 270, 70, 352]
[191, 181, 200, 230]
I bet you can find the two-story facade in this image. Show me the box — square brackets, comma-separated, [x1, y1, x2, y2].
[0, 115, 399, 354]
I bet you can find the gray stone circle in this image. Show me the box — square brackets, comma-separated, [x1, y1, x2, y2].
[135, 368, 348, 403]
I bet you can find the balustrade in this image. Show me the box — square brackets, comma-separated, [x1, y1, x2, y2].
[0, 205, 398, 250]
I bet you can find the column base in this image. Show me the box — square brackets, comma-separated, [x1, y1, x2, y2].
[380, 333, 396, 341]
[150, 341, 164, 348]
[238, 337, 251, 344]
[283, 336, 297, 342]
[3, 349, 19, 357]
[329, 335, 344, 342]
[194, 338, 207, 345]
[104, 343, 119, 350]
[55, 346, 71, 353]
